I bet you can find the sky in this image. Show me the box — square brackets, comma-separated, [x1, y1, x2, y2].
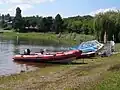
[0, 0, 119, 17]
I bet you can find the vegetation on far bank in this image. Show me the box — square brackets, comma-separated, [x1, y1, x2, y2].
[1, 7, 120, 44]
[1, 31, 95, 45]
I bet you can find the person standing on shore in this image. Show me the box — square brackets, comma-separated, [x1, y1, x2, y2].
[110, 41, 115, 52]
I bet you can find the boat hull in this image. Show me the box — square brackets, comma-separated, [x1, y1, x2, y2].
[13, 50, 81, 63]
[78, 52, 95, 58]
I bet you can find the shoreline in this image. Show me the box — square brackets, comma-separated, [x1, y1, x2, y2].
[0, 54, 120, 90]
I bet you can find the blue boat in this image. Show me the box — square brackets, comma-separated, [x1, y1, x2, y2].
[70, 40, 104, 58]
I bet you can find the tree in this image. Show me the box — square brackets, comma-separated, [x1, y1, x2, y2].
[13, 7, 24, 32]
[5, 14, 11, 22]
[54, 14, 63, 34]
[112, 12, 120, 42]
[24, 19, 30, 28]
[70, 21, 82, 33]
[94, 11, 119, 42]
[46, 17, 53, 32]
[64, 15, 94, 34]
[38, 17, 48, 32]
[81, 24, 90, 35]
[0, 14, 5, 28]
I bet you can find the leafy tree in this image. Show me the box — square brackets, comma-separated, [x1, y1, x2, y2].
[13, 7, 24, 32]
[81, 24, 90, 35]
[5, 14, 11, 22]
[70, 21, 82, 33]
[94, 11, 120, 42]
[64, 15, 94, 34]
[54, 14, 63, 34]
[1, 14, 5, 28]
[46, 17, 53, 32]
[24, 19, 30, 28]
[38, 17, 48, 32]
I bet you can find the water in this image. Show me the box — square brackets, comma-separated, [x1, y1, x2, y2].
[0, 37, 70, 76]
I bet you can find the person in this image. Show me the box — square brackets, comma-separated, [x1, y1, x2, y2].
[40, 48, 47, 54]
[110, 40, 115, 52]
[40, 49, 44, 54]
[24, 49, 30, 55]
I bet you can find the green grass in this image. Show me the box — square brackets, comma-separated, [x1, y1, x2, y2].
[89, 54, 120, 90]
[1, 32, 95, 45]
[115, 43, 120, 52]
[92, 71, 120, 90]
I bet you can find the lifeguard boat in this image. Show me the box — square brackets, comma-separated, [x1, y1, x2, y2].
[13, 49, 82, 63]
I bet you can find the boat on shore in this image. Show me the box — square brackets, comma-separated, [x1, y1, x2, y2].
[13, 49, 82, 63]
[70, 40, 104, 58]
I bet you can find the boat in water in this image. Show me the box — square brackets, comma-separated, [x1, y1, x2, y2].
[13, 49, 82, 63]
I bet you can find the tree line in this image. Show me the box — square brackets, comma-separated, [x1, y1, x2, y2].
[0, 7, 120, 42]
[0, 7, 94, 34]
[0, 7, 65, 34]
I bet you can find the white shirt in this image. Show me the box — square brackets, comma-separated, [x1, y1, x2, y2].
[110, 41, 115, 47]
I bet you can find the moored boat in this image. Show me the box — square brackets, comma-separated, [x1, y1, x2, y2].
[13, 50, 82, 63]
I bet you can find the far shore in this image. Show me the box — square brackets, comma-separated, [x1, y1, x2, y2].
[0, 30, 95, 45]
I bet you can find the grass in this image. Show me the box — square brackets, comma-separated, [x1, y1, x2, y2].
[115, 43, 120, 52]
[91, 59, 120, 90]
[69, 54, 120, 90]
[0, 32, 95, 45]
[92, 71, 120, 90]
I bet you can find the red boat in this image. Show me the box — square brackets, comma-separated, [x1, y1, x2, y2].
[13, 50, 82, 63]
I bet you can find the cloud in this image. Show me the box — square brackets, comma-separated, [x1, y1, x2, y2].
[0, 0, 56, 16]
[0, 0, 55, 4]
[89, 7, 118, 16]
[49, 0, 55, 2]
[8, 4, 33, 12]
[0, 4, 33, 16]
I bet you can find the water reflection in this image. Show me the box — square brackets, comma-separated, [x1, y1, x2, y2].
[0, 36, 70, 76]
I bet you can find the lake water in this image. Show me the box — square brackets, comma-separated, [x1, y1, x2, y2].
[0, 36, 70, 76]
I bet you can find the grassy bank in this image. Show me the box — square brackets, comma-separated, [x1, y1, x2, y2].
[1, 32, 95, 45]
[92, 71, 120, 90]
[0, 54, 120, 90]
